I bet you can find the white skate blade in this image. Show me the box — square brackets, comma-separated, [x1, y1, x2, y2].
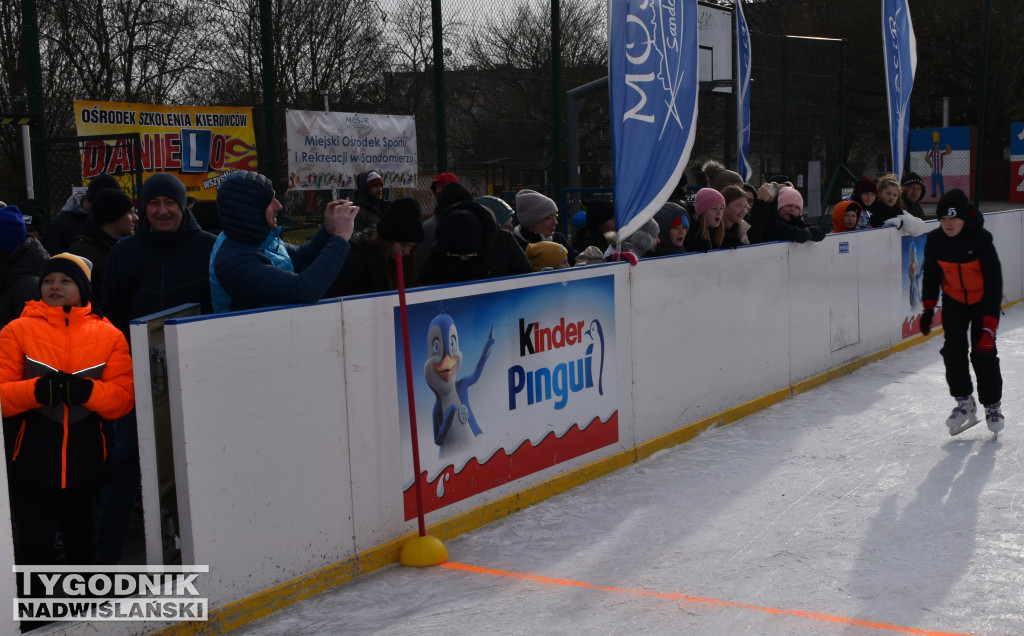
[948, 415, 979, 436]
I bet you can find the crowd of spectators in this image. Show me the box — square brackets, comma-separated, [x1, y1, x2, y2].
[0, 161, 943, 569]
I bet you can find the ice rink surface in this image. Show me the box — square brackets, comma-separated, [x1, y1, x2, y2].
[238, 304, 1024, 636]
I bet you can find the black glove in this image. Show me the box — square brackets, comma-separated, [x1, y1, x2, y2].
[34, 372, 69, 407]
[63, 375, 94, 407]
[807, 226, 826, 242]
[919, 302, 935, 335]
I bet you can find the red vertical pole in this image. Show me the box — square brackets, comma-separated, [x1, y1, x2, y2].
[394, 252, 427, 537]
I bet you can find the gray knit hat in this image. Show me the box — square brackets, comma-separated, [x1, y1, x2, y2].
[514, 189, 558, 230]
[627, 218, 660, 256]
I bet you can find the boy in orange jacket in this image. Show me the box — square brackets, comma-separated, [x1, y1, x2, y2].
[0, 253, 134, 564]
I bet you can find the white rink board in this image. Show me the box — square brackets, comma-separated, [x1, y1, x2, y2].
[630, 243, 791, 443]
[115, 210, 1023, 620]
[164, 301, 353, 607]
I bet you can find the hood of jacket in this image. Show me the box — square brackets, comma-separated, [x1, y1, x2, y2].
[831, 201, 860, 233]
[215, 171, 277, 245]
[435, 200, 499, 256]
[10, 236, 48, 276]
[60, 192, 88, 216]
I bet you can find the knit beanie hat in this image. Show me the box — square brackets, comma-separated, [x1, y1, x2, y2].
[627, 218, 660, 255]
[702, 160, 744, 192]
[377, 198, 424, 243]
[654, 201, 688, 235]
[431, 172, 459, 191]
[901, 172, 925, 189]
[777, 187, 803, 211]
[40, 253, 93, 305]
[583, 200, 615, 230]
[710, 169, 744, 191]
[437, 182, 473, 213]
[574, 245, 607, 267]
[0, 205, 26, 253]
[18, 199, 47, 236]
[365, 171, 384, 188]
[515, 189, 558, 229]
[91, 188, 135, 226]
[852, 177, 877, 200]
[936, 188, 982, 229]
[141, 173, 188, 212]
[85, 173, 120, 203]
[570, 210, 587, 229]
[526, 241, 568, 271]
[476, 196, 514, 228]
[694, 188, 726, 217]
[443, 208, 484, 255]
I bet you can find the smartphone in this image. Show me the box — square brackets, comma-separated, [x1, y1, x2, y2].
[769, 183, 778, 197]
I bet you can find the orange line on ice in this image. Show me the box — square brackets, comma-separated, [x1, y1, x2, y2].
[441, 562, 975, 636]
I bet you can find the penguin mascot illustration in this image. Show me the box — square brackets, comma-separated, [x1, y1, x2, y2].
[423, 313, 495, 456]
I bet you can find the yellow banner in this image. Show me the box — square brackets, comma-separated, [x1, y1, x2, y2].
[74, 100, 258, 200]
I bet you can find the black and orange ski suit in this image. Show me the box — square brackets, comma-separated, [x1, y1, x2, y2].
[921, 225, 1003, 404]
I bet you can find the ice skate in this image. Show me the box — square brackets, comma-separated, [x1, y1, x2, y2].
[946, 396, 978, 436]
[984, 402, 1004, 435]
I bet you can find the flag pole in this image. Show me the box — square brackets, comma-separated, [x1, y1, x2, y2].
[395, 249, 448, 567]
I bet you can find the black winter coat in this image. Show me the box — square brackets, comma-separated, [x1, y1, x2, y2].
[764, 214, 823, 244]
[570, 226, 610, 254]
[922, 225, 1002, 315]
[324, 233, 417, 298]
[103, 210, 216, 333]
[67, 220, 119, 308]
[0, 237, 47, 329]
[420, 202, 532, 285]
[867, 200, 902, 228]
[42, 194, 89, 255]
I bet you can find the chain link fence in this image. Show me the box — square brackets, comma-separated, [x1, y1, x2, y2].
[9, 0, 856, 234]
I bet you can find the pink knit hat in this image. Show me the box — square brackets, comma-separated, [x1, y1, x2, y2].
[777, 187, 803, 211]
[694, 188, 726, 217]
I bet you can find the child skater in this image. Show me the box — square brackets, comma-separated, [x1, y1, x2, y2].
[0, 253, 134, 565]
[919, 189, 1003, 436]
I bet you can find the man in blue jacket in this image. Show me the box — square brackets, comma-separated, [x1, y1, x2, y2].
[210, 171, 358, 313]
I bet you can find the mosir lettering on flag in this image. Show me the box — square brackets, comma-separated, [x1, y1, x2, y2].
[882, 0, 917, 175]
[608, 0, 699, 240]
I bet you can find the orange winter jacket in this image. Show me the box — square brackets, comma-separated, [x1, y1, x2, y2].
[0, 300, 134, 488]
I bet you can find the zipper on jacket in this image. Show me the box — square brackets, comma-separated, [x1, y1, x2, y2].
[957, 263, 970, 305]
[61, 405, 69, 489]
[62, 305, 72, 488]
[12, 421, 26, 461]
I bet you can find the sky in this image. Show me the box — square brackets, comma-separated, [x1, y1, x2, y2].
[236, 303, 1024, 636]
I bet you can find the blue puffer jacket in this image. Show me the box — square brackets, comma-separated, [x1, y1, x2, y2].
[210, 172, 350, 313]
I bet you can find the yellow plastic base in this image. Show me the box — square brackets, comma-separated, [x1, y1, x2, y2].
[399, 534, 449, 567]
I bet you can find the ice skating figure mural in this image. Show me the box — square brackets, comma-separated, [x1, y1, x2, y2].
[926, 130, 952, 197]
[424, 313, 495, 456]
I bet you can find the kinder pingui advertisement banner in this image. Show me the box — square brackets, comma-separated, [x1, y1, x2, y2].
[395, 275, 618, 519]
[286, 110, 417, 191]
[74, 100, 257, 200]
[901, 233, 935, 339]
